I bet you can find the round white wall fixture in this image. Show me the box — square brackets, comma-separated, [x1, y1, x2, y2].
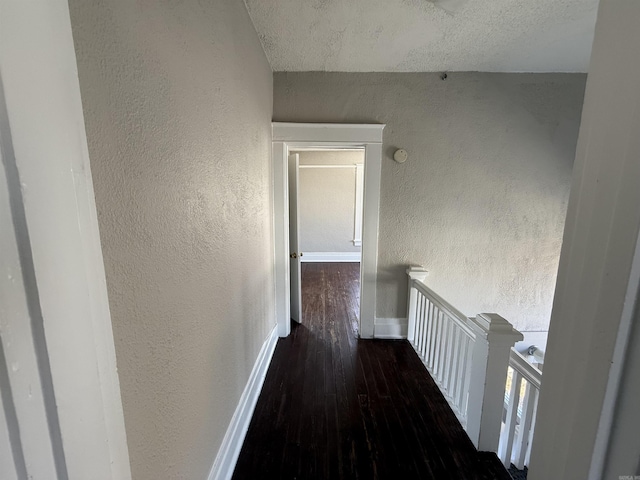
[393, 148, 408, 163]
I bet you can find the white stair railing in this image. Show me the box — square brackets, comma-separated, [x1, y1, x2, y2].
[498, 348, 542, 469]
[406, 267, 523, 452]
[406, 268, 476, 424]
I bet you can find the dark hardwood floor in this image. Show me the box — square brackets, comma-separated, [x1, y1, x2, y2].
[233, 262, 511, 480]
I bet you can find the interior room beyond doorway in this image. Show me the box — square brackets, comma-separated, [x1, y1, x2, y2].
[292, 148, 365, 332]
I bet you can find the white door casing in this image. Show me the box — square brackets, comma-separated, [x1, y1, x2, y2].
[272, 123, 385, 338]
[353, 163, 364, 247]
[288, 154, 302, 323]
[0, 1, 131, 478]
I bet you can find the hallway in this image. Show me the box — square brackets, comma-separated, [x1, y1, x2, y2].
[233, 263, 510, 479]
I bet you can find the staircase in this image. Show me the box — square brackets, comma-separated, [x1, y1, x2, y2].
[406, 267, 543, 474]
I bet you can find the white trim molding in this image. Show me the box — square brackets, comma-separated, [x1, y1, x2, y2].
[528, 2, 640, 477]
[288, 147, 364, 152]
[300, 252, 361, 263]
[298, 164, 357, 169]
[272, 122, 385, 339]
[208, 326, 278, 480]
[353, 163, 364, 248]
[374, 318, 408, 339]
[273, 122, 385, 144]
[1, 2, 131, 477]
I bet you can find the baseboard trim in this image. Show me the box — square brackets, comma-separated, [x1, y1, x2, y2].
[300, 252, 361, 263]
[208, 325, 278, 480]
[374, 317, 408, 339]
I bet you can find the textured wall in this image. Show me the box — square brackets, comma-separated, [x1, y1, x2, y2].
[275, 72, 585, 333]
[296, 150, 363, 253]
[245, 0, 599, 73]
[68, 1, 274, 479]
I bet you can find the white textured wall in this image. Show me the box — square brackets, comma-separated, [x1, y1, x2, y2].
[275, 73, 586, 333]
[296, 150, 363, 253]
[68, 1, 274, 479]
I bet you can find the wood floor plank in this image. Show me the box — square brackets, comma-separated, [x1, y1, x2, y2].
[233, 262, 511, 480]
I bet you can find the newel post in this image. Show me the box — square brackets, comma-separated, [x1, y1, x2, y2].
[466, 313, 523, 452]
[406, 267, 428, 343]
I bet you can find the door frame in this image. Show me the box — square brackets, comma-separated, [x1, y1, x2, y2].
[272, 122, 385, 338]
[0, 1, 131, 477]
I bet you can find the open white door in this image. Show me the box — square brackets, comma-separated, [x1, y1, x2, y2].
[288, 154, 303, 323]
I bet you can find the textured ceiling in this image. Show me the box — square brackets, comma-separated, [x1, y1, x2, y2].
[244, 0, 599, 72]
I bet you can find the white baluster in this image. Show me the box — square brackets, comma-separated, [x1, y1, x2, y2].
[443, 319, 454, 392]
[524, 388, 538, 467]
[433, 306, 442, 379]
[448, 326, 460, 395]
[441, 311, 449, 384]
[418, 295, 425, 355]
[440, 311, 448, 381]
[434, 306, 441, 380]
[460, 336, 471, 409]
[453, 333, 466, 410]
[424, 297, 433, 367]
[439, 310, 448, 384]
[501, 348, 542, 469]
[513, 382, 537, 469]
[461, 336, 474, 417]
[421, 297, 429, 361]
[406, 267, 428, 344]
[427, 303, 436, 369]
[413, 291, 421, 347]
[499, 369, 522, 466]
[415, 293, 425, 355]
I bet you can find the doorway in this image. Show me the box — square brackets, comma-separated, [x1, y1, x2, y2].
[289, 148, 365, 333]
[271, 122, 385, 339]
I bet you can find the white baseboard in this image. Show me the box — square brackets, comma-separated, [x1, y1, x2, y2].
[208, 325, 278, 480]
[300, 252, 361, 263]
[374, 317, 408, 339]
